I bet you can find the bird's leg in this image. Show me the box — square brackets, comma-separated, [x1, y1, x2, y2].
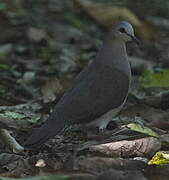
[87, 107, 122, 134]
[134, 114, 146, 127]
[98, 118, 112, 133]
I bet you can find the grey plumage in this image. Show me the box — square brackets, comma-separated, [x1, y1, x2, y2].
[24, 21, 137, 148]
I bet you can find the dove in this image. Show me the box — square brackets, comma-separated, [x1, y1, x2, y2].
[24, 21, 138, 148]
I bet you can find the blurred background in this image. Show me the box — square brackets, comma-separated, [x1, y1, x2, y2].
[1, 0, 169, 106]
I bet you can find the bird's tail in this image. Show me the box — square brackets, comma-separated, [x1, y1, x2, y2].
[24, 110, 66, 149]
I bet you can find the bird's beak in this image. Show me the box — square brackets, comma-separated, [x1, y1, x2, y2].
[127, 33, 140, 45]
[131, 35, 140, 45]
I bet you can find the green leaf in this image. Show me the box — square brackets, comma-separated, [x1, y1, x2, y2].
[64, 13, 84, 29]
[148, 151, 169, 165]
[0, 175, 68, 180]
[127, 123, 159, 137]
[0, 64, 10, 70]
[0, 3, 7, 11]
[1, 111, 26, 119]
[140, 69, 169, 88]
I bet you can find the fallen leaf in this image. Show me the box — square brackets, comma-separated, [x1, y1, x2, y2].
[22, 72, 36, 84]
[0, 12, 22, 43]
[0, 111, 40, 130]
[0, 175, 68, 180]
[149, 114, 169, 130]
[73, 0, 158, 41]
[77, 156, 146, 174]
[121, 103, 168, 128]
[140, 69, 169, 88]
[0, 153, 22, 166]
[97, 169, 147, 180]
[41, 78, 64, 103]
[27, 27, 48, 43]
[127, 123, 159, 137]
[0, 44, 13, 56]
[90, 137, 161, 158]
[148, 151, 169, 165]
[0, 129, 24, 153]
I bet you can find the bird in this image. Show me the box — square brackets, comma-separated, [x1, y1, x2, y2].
[24, 21, 138, 149]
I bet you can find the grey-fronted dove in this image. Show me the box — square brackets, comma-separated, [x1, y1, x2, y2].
[24, 21, 138, 149]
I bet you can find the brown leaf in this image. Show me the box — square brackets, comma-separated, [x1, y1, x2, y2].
[27, 27, 48, 43]
[0, 12, 22, 43]
[77, 156, 146, 174]
[90, 137, 161, 158]
[41, 78, 64, 103]
[0, 129, 24, 153]
[122, 103, 169, 131]
[97, 169, 147, 180]
[0, 153, 22, 166]
[73, 0, 158, 41]
[3, 0, 23, 12]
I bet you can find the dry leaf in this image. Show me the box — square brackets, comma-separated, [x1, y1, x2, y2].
[73, 0, 158, 41]
[0, 111, 40, 130]
[0, 129, 24, 153]
[77, 156, 146, 174]
[41, 78, 64, 103]
[0, 153, 22, 166]
[0, 12, 20, 43]
[90, 137, 161, 158]
[97, 169, 147, 180]
[27, 27, 48, 43]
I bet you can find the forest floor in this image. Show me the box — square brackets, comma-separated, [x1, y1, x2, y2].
[1, 0, 169, 179]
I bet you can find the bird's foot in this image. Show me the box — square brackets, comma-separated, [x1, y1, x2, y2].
[134, 115, 146, 128]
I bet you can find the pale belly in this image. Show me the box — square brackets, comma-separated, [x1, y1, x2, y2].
[87, 99, 126, 130]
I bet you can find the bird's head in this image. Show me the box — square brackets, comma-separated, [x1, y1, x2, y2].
[112, 21, 139, 44]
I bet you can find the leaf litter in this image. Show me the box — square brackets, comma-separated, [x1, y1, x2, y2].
[0, 0, 169, 179]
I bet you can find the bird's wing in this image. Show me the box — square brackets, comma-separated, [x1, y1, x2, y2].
[56, 64, 130, 124]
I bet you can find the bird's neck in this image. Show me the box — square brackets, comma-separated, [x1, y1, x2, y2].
[94, 37, 131, 78]
[105, 38, 127, 56]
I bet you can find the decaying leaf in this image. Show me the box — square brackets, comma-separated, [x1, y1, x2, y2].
[149, 113, 169, 130]
[0, 153, 22, 166]
[148, 151, 169, 165]
[73, 0, 158, 41]
[0, 175, 68, 180]
[160, 134, 169, 145]
[0, 156, 29, 178]
[77, 156, 146, 174]
[0, 12, 21, 43]
[0, 111, 40, 130]
[0, 129, 24, 153]
[41, 78, 64, 103]
[27, 27, 48, 43]
[121, 103, 169, 130]
[97, 169, 147, 180]
[127, 123, 159, 137]
[90, 137, 161, 158]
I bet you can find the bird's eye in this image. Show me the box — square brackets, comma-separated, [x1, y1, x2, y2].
[119, 28, 125, 33]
